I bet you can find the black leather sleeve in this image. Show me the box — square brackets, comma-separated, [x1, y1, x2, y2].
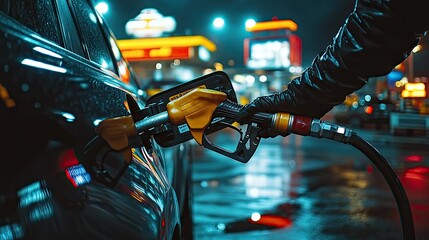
[238, 0, 428, 120]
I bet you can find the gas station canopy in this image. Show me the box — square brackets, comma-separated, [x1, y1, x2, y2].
[117, 35, 216, 62]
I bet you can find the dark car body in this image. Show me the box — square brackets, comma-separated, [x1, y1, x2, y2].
[0, 0, 192, 239]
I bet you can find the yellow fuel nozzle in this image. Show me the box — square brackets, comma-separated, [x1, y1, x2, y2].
[166, 88, 227, 145]
[84, 88, 228, 187]
[95, 115, 137, 164]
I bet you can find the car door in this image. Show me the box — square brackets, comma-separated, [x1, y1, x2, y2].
[0, 0, 180, 239]
[62, 0, 183, 238]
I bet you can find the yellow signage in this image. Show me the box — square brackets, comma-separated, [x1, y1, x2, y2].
[150, 47, 172, 57]
[405, 83, 425, 91]
[121, 47, 191, 61]
[246, 19, 298, 32]
[117, 35, 216, 52]
[122, 49, 145, 59]
[401, 83, 426, 98]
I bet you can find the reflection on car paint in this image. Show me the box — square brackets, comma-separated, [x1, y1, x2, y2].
[33, 46, 62, 59]
[21, 59, 67, 73]
[93, 118, 103, 126]
[60, 112, 76, 122]
[65, 164, 91, 187]
[0, 83, 16, 107]
[29, 202, 54, 222]
[0, 223, 24, 239]
[0, 0, 188, 237]
[129, 146, 167, 211]
[18, 181, 51, 208]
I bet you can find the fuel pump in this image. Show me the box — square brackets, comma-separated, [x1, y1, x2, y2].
[83, 71, 415, 240]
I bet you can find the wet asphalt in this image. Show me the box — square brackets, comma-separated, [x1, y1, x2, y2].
[190, 126, 429, 240]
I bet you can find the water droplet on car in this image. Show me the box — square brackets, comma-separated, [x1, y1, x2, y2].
[21, 83, 30, 92]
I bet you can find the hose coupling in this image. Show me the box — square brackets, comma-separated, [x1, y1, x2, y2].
[310, 119, 354, 143]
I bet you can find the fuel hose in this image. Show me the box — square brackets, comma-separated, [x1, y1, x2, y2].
[215, 100, 415, 239]
[348, 133, 415, 240]
[273, 114, 416, 240]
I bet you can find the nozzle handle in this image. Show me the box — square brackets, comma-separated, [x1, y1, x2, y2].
[215, 100, 313, 136]
[215, 100, 271, 126]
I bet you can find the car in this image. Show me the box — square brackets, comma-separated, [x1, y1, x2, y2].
[333, 94, 396, 129]
[0, 1, 193, 239]
[358, 97, 396, 128]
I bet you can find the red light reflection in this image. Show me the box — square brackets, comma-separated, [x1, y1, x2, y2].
[249, 214, 292, 229]
[405, 155, 423, 162]
[401, 166, 429, 192]
[65, 170, 78, 188]
[367, 165, 374, 173]
[58, 148, 79, 170]
[365, 106, 373, 114]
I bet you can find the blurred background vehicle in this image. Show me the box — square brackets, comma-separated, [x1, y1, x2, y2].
[0, 0, 193, 239]
[333, 94, 397, 129]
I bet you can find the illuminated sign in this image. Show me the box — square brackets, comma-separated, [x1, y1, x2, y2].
[401, 83, 426, 98]
[117, 36, 215, 61]
[122, 47, 192, 61]
[244, 35, 301, 70]
[246, 19, 298, 32]
[126, 8, 176, 38]
[247, 38, 290, 69]
[244, 18, 301, 70]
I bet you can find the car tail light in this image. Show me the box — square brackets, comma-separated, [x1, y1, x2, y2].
[59, 149, 91, 187]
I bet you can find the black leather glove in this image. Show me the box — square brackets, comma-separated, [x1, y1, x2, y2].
[237, 75, 339, 122]
[236, 74, 340, 138]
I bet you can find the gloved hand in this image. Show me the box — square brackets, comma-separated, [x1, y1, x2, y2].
[235, 0, 426, 139]
[236, 92, 294, 138]
[236, 75, 339, 138]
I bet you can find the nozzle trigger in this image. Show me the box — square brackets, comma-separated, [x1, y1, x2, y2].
[202, 123, 261, 163]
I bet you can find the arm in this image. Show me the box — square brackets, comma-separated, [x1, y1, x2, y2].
[238, 0, 428, 123]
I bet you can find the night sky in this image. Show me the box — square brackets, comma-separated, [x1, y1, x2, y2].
[99, 0, 428, 75]
[100, 0, 356, 68]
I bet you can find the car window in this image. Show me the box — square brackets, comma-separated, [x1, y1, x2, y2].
[69, 0, 115, 72]
[0, 0, 62, 46]
[102, 20, 141, 88]
[107, 34, 133, 85]
[56, 0, 85, 56]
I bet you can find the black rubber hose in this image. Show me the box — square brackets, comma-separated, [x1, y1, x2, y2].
[348, 133, 415, 240]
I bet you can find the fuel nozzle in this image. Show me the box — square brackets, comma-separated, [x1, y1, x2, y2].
[214, 99, 354, 144]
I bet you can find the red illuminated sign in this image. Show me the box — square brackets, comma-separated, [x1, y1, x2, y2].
[122, 47, 192, 61]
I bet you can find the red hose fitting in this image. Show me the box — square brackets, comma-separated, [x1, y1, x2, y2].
[290, 115, 312, 136]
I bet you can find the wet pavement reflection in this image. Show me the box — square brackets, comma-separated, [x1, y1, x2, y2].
[191, 128, 429, 240]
